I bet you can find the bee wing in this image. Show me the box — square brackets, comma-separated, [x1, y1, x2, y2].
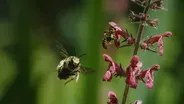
[80, 66, 95, 75]
[56, 41, 69, 58]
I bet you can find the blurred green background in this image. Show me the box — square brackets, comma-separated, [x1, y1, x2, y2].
[0, 0, 183, 104]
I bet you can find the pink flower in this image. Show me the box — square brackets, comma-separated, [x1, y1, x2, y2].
[125, 56, 160, 89]
[108, 22, 135, 48]
[107, 91, 119, 104]
[103, 54, 125, 81]
[158, 36, 163, 56]
[109, 22, 123, 33]
[140, 64, 160, 89]
[103, 70, 112, 82]
[125, 55, 142, 88]
[140, 31, 172, 56]
[103, 54, 116, 73]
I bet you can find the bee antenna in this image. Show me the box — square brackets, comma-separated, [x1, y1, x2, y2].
[78, 53, 87, 58]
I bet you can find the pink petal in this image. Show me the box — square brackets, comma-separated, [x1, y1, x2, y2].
[146, 80, 154, 89]
[130, 55, 141, 68]
[108, 91, 118, 104]
[126, 66, 132, 75]
[108, 65, 115, 73]
[131, 55, 139, 65]
[140, 69, 149, 78]
[108, 91, 117, 99]
[109, 22, 117, 27]
[134, 67, 141, 75]
[109, 22, 122, 31]
[132, 61, 142, 75]
[150, 64, 160, 71]
[114, 39, 120, 48]
[158, 36, 163, 56]
[140, 42, 148, 49]
[136, 61, 143, 68]
[126, 74, 138, 89]
[103, 54, 116, 73]
[163, 31, 172, 37]
[103, 71, 112, 81]
[145, 70, 154, 89]
[103, 54, 113, 63]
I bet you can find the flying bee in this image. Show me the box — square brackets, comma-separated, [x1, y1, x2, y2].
[102, 27, 115, 49]
[56, 41, 94, 85]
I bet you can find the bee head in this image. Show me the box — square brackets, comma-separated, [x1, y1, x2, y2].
[72, 57, 80, 67]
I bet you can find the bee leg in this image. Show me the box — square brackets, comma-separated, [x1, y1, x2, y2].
[64, 71, 80, 86]
[64, 75, 76, 86]
[75, 72, 80, 83]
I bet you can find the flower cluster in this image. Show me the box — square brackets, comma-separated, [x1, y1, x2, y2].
[126, 55, 160, 89]
[103, 54, 160, 89]
[131, 0, 166, 11]
[125, 55, 143, 88]
[103, 54, 126, 81]
[129, 10, 149, 23]
[129, 11, 159, 28]
[102, 0, 172, 103]
[102, 22, 135, 49]
[140, 31, 172, 56]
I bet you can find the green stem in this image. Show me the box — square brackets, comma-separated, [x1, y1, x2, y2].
[121, 0, 152, 104]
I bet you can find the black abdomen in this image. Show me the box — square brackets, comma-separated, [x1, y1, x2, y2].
[58, 68, 71, 80]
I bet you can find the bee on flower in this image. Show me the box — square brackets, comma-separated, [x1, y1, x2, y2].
[102, 22, 135, 49]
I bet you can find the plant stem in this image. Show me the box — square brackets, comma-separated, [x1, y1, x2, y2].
[133, 0, 152, 55]
[121, 0, 152, 104]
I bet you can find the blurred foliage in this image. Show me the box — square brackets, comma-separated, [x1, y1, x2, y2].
[0, 0, 183, 104]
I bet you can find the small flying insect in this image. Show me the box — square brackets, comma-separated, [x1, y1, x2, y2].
[102, 27, 115, 49]
[56, 41, 94, 85]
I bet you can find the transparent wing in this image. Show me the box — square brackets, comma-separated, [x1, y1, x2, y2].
[56, 41, 69, 58]
[80, 66, 95, 75]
